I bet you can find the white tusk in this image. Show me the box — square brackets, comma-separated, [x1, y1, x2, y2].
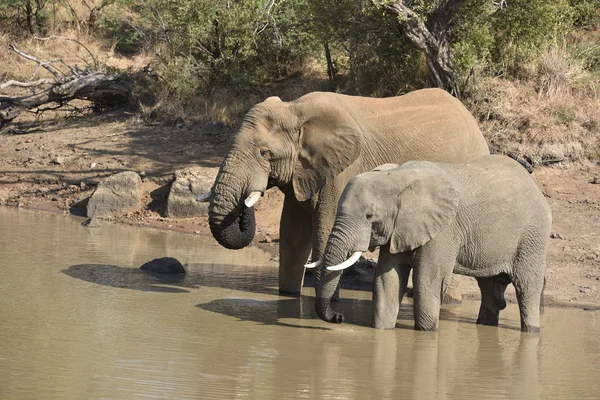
[196, 192, 212, 202]
[326, 251, 363, 271]
[304, 258, 323, 269]
[244, 191, 262, 208]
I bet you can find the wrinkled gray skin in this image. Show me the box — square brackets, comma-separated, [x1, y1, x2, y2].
[208, 89, 489, 297]
[317, 156, 551, 333]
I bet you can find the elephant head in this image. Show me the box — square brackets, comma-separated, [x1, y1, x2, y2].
[207, 95, 364, 249]
[308, 162, 460, 323]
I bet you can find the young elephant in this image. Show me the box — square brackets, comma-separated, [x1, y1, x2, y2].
[306, 155, 551, 333]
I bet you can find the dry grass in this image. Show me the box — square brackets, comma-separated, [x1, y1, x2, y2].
[466, 45, 600, 163]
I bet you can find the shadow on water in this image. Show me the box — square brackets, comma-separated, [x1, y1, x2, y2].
[62, 264, 195, 293]
[197, 297, 332, 331]
[62, 262, 521, 332]
[62, 262, 281, 296]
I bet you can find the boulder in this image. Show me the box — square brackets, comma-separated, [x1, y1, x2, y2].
[140, 257, 186, 274]
[166, 167, 214, 218]
[87, 171, 143, 218]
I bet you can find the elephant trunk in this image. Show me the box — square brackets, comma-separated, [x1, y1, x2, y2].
[208, 159, 256, 250]
[315, 219, 364, 324]
[316, 294, 344, 323]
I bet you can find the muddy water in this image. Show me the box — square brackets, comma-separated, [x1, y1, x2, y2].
[0, 207, 599, 400]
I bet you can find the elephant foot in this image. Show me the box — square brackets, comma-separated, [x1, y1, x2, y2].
[278, 287, 301, 297]
[372, 318, 397, 330]
[476, 307, 500, 327]
[414, 323, 438, 332]
[521, 324, 540, 333]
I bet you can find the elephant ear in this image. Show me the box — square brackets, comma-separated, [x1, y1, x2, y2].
[291, 102, 363, 202]
[389, 163, 460, 253]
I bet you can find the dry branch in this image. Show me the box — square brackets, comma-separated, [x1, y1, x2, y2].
[33, 35, 100, 70]
[0, 39, 141, 129]
[8, 44, 62, 77]
[0, 78, 57, 90]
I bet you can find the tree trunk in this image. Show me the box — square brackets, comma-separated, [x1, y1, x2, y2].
[382, 0, 465, 97]
[324, 42, 336, 81]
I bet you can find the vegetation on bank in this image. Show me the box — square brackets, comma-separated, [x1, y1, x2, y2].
[1, 0, 599, 162]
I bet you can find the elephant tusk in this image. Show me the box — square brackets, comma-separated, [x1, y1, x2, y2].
[304, 258, 323, 269]
[244, 191, 262, 208]
[326, 251, 363, 271]
[196, 192, 212, 202]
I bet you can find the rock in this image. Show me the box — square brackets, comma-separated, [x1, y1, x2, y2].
[140, 257, 186, 274]
[580, 286, 592, 294]
[86, 171, 143, 218]
[51, 156, 64, 165]
[591, 176, 599, 184]
[550, 233, 566, 240]
[166, 167, 214, 218]
[260, 235, 273, 243]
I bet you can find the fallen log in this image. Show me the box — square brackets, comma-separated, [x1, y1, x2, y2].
[0, 38, 138, 129]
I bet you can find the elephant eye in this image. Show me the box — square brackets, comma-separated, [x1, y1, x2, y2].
[366, 212, 374, 220]
[260, 148, 272, 160]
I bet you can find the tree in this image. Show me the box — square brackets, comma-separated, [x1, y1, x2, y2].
[378, 0, 470, 97]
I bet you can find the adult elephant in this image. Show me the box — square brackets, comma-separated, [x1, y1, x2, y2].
[206, 88, 489, 296]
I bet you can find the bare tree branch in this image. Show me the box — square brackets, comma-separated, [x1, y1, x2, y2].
[0, 78, 57, 90]
[254, 0, 282, 47]
[493, 0, 507, 9]
[33, 35, 101, 71]
[8, 44, 62, 78]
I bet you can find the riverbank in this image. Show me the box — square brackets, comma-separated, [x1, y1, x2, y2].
[0, 113, 599, 310]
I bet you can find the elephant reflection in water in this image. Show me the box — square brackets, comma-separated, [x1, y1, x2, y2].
[370, 318, 541, 399]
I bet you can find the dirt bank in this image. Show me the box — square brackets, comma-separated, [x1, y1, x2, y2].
[1, 113, 599, 310]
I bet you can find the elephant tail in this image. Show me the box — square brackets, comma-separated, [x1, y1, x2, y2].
[507, 153, 534, 174]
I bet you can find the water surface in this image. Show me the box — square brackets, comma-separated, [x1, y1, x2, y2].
[0, 207, 599, 399]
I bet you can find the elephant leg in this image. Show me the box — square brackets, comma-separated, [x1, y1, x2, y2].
[442, 273, 463, 304]
[412, 246, 456, 332]
[513, 270, 544, 333]
[278, 195, 312, 295]
[372, 248, 400, 329]
[475, 276, 508, 327]
[397, 264, 411, 306]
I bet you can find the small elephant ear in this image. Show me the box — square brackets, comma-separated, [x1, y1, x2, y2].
[263, 96, 282, 105]
[291, 102, 363, 202]
[389, 163, 460, 254]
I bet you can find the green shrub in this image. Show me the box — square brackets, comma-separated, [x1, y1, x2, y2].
[569, 0, 600, 28]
